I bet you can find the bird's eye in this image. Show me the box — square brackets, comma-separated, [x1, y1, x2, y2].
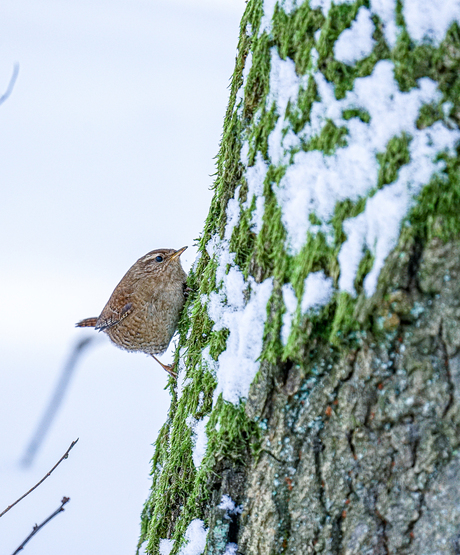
[155, 255, 164, 263]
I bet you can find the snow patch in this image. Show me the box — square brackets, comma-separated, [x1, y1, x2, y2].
[197, 391, 205, 411]
[310, 0, 355, 17]
[201, 345, 218, 377]
[403, 0, 460, 45]
[301, 271, 334, 312]
[370, 0, 398, 47]
[205, 233, 220, 259]
[266, 46, 300, 106]
[259, 0, 278, 34]
[191, 251, 202, 273]
[281, 0, 297, 12]
[339, 123, 459, 296]
[269, 55, 459, 293]
[217, 496, 241, 554]
[280, 0, 309, 13]
[370, 0, 459, 48]
[187, 416, 210, 469]
[218, 494, 243, 518]
[208, 273, 273, 405]
[281, 272, 334, 344]
[309, 0, 332, 14]
[235, 51, 253, 109]
[243, 151, 268, 233]
[334, 7, 376, 65]
[159, 539, 174, 555]
[176, 352, 192, 400]
[281, 283, 298, 345]
[204, 178, 274, 405]
[224, 186, 242, 241]
[267, 48, 307, 165]
[178, 519, 208, 555]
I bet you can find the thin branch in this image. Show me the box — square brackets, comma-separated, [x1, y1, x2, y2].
[0, 64, 19, 106]
[22, 337, 95, 466]
[11, 497, 70, 555]
[0, 439, 78, 518]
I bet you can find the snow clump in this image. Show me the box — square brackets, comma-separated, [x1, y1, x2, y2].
[177, 519, 208, 555]
[334, 6, 376, 65]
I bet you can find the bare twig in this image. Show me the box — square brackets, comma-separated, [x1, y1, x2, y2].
[0, 64, 19, 106]
[11, 497, 70, 555]
[0, 439, 78, 518]
[22, 337, 95, 466]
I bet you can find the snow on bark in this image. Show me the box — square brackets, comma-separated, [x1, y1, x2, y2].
[403, 0, 460, 44]
[203, 0, 460, 410]
[177, 520, 207, 555]
[333, 6, 376, 65]
[267, 57, 459, 293]
[187, 415, 210, 469]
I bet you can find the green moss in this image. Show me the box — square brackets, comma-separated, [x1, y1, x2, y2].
[272, 2, 323, 74]
[292, 75, 319, 133]
[330, 292, 360, 343]
[376, 134, 411, 189]
[244, 33, 272, 126]
[342, 108, 371, 123]
[394, 0, 404, 27]
[253, 169, 289, 282]
[292, 233, 337, 293]
[332, 197, 367, 244]
[392, 23, 460, 97]
[354, 249, 375, 294]
[305, 119, 348, 154]
[417, 103, 444, 129]
[230, 205, 257, 279]
[409, 150, 460, 242]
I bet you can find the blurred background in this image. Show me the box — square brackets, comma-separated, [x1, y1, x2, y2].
[0, 0, 244, 552]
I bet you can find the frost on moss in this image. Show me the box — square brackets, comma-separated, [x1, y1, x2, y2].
[139, 1, 460, 553]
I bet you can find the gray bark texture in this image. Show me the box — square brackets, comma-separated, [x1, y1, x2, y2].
[235, 239, 460, 554]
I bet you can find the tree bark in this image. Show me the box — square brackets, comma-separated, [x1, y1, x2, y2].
[139, 1, 460, 554]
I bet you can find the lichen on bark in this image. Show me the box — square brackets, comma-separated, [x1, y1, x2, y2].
[139, 1, 460, 554]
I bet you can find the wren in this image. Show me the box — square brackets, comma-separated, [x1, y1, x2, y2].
[76, 246, 188, 378]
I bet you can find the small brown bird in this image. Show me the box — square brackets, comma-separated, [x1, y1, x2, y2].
[76, 246, 188, 378]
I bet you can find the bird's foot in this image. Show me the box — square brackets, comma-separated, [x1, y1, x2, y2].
[151, 354, 177, 379]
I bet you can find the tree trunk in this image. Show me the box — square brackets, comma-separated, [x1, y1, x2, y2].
[139, 1, 460, 554]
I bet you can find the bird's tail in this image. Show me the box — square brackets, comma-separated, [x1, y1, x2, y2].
[76, 317, 98, 328]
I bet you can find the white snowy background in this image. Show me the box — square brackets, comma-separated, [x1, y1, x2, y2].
[3, 0, 460, 553]
[0, 1, 244, 553]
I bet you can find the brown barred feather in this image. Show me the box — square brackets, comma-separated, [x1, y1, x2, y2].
[75, 317, 98, 328]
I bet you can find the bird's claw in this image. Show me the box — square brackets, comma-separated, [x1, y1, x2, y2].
[151, 355, 177, 379]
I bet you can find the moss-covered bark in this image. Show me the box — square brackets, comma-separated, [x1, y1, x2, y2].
[139, 1, 460, 554]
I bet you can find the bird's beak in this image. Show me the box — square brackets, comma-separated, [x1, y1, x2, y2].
[169, 246, 188, 261]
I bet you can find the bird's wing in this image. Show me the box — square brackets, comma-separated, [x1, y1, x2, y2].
[95, 301, 134, 331]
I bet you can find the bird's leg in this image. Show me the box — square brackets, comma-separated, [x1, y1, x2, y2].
[151, 354, 177, 379]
